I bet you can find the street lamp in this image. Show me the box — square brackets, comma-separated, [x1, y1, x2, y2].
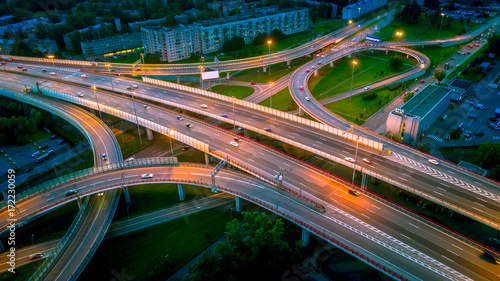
[131, 92, 143, 144]
[47, 55, 55, 67]
[350, 60, 357, 100]
[348, 20, 353, 25]
[231, 96, 236, 131]
[140, 53, 146, 74]
[198, 65, 204, 89]
[168, 129, 174, 156]
[437, 13, 445, 40]
[358, 7, 361, 21]
[105, 64, 115, 93]
[268, 82, 274, 108]
[267, 40, 272, 75]
[91, 85, 103, 119]
[351, 136, 360, 184]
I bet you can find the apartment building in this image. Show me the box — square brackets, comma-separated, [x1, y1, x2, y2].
[80, 32, 143, 60]
[141, 9, 309, 62]
[342, 0, 387, 20]
[63, 23, 113, 50]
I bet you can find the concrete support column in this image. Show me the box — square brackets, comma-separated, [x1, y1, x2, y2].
[204, 153, 210, 165]
[287, 60, 291, 67]
[226, 72, 230, 79]
[314, 70, 318, 76]
[302, 228, 310, 247]
[176, 76, 180, 84]
[262, 66, 267, 73]
[385, 50, 388, 55]
[298, 107, 304, 117]
[407, 54, 409, 58]
[235, 196, 242, 212]
[178, 184, 185, 201]
[146, 128, 153, 141]
[77, 197, 82, 209]
[123, 187, 131, 205]
[330, 62, 334, 67]
[307, 54, 312, 58]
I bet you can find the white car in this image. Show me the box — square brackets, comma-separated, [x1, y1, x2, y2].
[230, 141, 239, 147]
[305, 96, 310, 101]
[141, 173, 154, 179]
[81, 74, 87, 78]
[50, 72, 56, 75]
[132, 85, 138, 88]
[344, 157, 355, 163]
[428, 159, 439, 165]
[364, 86, 370, 90]
[201, 104, 208, 109]
[77, 93, 84, 97]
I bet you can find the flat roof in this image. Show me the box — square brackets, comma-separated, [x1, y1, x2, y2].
[449, 79, 472, 90]
[401, 85, 451, 118]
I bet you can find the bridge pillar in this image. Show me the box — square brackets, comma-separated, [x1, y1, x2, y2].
[286, 60, 291, 67]
[262, 66, 268, 73]
[330, 62, 334, 67]
[226, 72, 230, 79]
[123, 187, 131, 205]
[178, 184, 185, 201]
[385, 50, 388, 55]
[204, 153, 210, 165]
[298, 107, 304, 117]
[302, 228, 310, 247]
[314, 70, 318, 76]
[146, 128, 153, 141]
[77, 197, 82, 209]
[407, 54, 409, 58]
[176, 76, 180, 84]
[235, 196, 242, 212]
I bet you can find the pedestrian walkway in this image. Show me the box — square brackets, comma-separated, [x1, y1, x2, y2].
[426, 134, 443, 142]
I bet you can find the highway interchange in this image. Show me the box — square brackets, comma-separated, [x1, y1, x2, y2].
[1, 10, 500, 281]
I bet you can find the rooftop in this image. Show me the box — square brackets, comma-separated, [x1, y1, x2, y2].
[401, 85, 451, 118]
[449, 78, 472, 90]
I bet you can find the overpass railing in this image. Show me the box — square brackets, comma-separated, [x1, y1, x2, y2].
[28, 196, 90, 281]
[142, 77, 383, 151]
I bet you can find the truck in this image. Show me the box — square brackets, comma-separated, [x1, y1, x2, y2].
[1, 56, 12, 62]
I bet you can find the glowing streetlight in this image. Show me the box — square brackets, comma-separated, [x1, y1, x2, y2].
[348, 20, 353, 25]
[395, 31, 403, 37]
[350, 60, 358, 100]
[131, 92, 143, 144]
[437, 13, 445, 40]
[47, 55, 55, 67]
[267, 40, 272, 75]
[140, 53, 146, 74]
[198, 65, 205, 88]
[91, 85, 102, 119]
[268, 82, 274, 108]
[105, 64, 115, 93]
[168, 129, 174, 156]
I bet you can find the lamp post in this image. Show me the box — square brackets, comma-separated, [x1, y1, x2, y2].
[48, 55, 55, 67]
[268, 82, 274, 108]
[168, 129, 174, 156]
[351, 136, 360, 184]
[140, 53, 146, 74]
[350, 60, 357, 100]
[105, 64, 115, 93]
[198, 65, 204, 89]
[267, 40, 272, 75]
[231, 96, 236, 131]
[131, 92, 143, 144]
[437, 13, 445, 40]
[358, 7, 361, 21]
[91, 85, 103, 119]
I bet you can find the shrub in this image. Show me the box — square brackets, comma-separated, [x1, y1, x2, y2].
[361, 91, 378, 101]
[387, 83, 401, 91]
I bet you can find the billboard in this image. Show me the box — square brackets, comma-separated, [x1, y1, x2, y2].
[201, 70, 219, 80]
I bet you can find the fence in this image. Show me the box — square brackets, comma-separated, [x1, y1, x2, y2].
[28, 196, 90, 281]
[142, 77, 383, 151]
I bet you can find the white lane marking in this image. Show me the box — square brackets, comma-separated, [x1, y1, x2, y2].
[408, 223, 420, 229]
[476, 197, 487, 203]
[110, 177, 121, 181]
[433, 191, 444, 196]
[94, 181, 104, 185]
[400, 233, 411, 240]
[360, 213, 371, 219]
[371, 204, 380, 210]
[125, 175, 136, 178]
[191, 173, 209, 176]
[472, 206, 484, 213]
[366, 209, 376, 214]
[447, 249, 459, 256]
[441, 255, 454, 263]
[451, 244, 463, 251]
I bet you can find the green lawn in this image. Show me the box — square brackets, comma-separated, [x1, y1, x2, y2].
[210, 85, 254, 99]
[324, 86, 400, 125]
[412, 44, 464, 67]
[78, 208, 231, 281]
[308, 52, 416, 99]
[234, 56, 312, 84]
[259, 87, 298, 112]
[374, 12, 483, 41]
[0, 260, 44, 280]
[309, 20, 344, 35]
[119, 133, 152, 159]
[439, 147, 481, 165]
[458, 70, 486, 82]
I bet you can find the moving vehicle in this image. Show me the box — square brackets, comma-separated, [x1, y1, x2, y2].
[97, 192, 104, 197]
[176, 116, 183, 120]
[29, 253, 43, 260]
[364, 86, 370, 90]
[50, 72, 56, 75]
[362, 158, 372, 164]
[250, 82, 256, 85]
[233, 137, 241, 142]
[51, 135, 58, 139]
[428, 159, 439, 165]
[221, 114, 228, 118]
[81, 74, 87, 78]
[132, 85, 138, 88]
[126, 86, 133, 90]
[31, 151, 41, 157]
[474, 131, 485, 137]
[38, 145, 49, 150]
[305, 96, 310, 101]
[468, 114, 477, 119]
[484, 251, 500, 264]
[186, 123, 193, 128]
[264, 128, 272, 132]
[182, 146, 191, 151]
[18, 66, 23, 69]
[348, 189, 360, 196]
[56, 139, 65, 145]
[102, 153, 107, 160]
[299, 86, 304, 90]
[230, 141, 239, 147]
[42, 69, 47, 72]
[365, 34, 382, 42]
[77, 92, 84, 97]
[305, 70, 310, 73]
[65, 190, 78, 196]
[201, 104, 208, 108]
[344, 157, 355, 163]
[143, 105, 151, 110]
[0, 56, 12, 62]
[141, 173, 154, 179]
[22, 68, 27, 71]
[475, 104, 485, 110]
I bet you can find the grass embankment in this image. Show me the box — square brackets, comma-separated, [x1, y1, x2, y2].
[259, 87, 298, 112]
[439, 146, 481, 165]
[412, 45, 464, 67]
[0, 260, 44, 280]
[210, 85, 254, 99]
[374, 12, 482, 41]
[309, 52, 416, 99]
[233, 56, 312, 84]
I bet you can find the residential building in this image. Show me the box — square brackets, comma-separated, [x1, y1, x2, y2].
[0, 17, 50, 37]
[448, 78, 472, 95]
[27, 38, 58, 54]
[141, 9, 309, 62]
[306, 1, 338, 18]
[386, 85, 452, 141]
[342, 0, 387, 20]
[129, 18, 166, 32]
[0, 38, 15, 54]
[63, 23, 113, 50]
[80, 32, 143, 60]
[0, 15, 13, 26]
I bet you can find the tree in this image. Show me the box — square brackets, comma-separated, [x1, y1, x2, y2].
[478, 142, 500, 168]
[253, 32, 268, 45]
[449, 129, 462, 140]
[487, 33, 500, 55]
[389, 56, 404, 69]
[222, 36, 245, 53]
[403, 92, 414, 103]
[433, 69, 446, 84]
[187, 212, 301, 281]
[270, 29, 286, 42]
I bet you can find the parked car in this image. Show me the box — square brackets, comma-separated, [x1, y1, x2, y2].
[468, 114, 477, 119]
[475, 131, 485, 137]
[475, 104, 485, 110]
[38, 145, 49, 150]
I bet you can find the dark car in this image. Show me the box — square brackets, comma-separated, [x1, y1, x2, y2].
[26, 167, 34, 172]
[29, 253, 43, 260]
[484, 252, 500, 264]
[182, 146, 191, 151]
[47, 150, 54, 155]
[264, 128, 272, 132]
[51, 135, 58, 139]
[65, 190, 78, 196]
[489, 117, 498, 122]
[56, 139, 65, 145]
[475, 131, 485, 137]
[233, 137, 242, 142]
[348, 189, 360, 196]
[38, 145, 49, 150]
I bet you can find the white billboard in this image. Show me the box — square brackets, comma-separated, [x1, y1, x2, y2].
[201, 70, 219, 80]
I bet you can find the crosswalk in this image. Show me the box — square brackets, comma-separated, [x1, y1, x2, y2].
[390, 152, 500, 203]
[464, 137, 474, 141]
[493, 136, 500, 140]
[426, 134, 443, 142]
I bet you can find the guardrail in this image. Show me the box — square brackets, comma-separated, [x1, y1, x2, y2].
[28, 196, 90, 281]
[142, 77, 383, 151]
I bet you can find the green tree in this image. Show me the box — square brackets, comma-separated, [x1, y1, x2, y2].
[449, 129, 462, 140]
[487, 33, 500, 55]
[403, 92, 414, 103]
[389, 56, 404, 69]
[478, 142, 500, 168]
[270, 29, 286, 42]
[187, 212, 301, 281]
[433, 69, 446, 84]
[222, 36, 245, 53]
